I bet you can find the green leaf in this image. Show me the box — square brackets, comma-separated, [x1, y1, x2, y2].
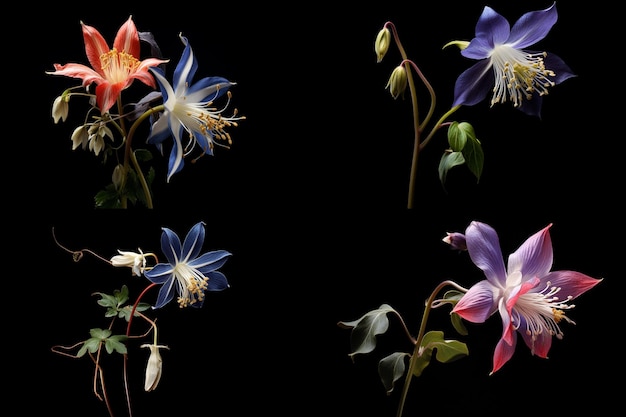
[421, 330, 468, 363]
[337, 304, 397, 358]
[89, 328, 112, 339]
[378, 352, 410, 394]
[438, 151, 465, 185]
[104, 335, 128, 355]
[114, 285, 130, 305]
[95, 293, 118, 308]
[462, 135, 484, 182]
[447, 121, 467, 152]
[451, 312, 468, 336]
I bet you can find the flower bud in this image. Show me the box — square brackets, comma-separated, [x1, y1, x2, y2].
[375, 27, 391, 63]
[112, 164, 125, 191]
[52, 95, 69, 124]
[71, 125, 89, 151]
[386, 65, 408, 100]
[111, 249, 147, 276]
[141, 344, 169, 392]
[443, 232, 467, 251]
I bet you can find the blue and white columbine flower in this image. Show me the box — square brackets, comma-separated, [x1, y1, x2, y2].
[452, 2, 575, 117]
[144, 221, 231, 309]
[147, 34, 244, 182]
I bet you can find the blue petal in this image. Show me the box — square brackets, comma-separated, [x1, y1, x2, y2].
[206, 271, 229, 291]
[182, 222, 206, 261]
[193, 130, 214, 155]
[146, 113, 171, 146]
[173, 35, 199, 93]
[153, 278, 177, 309]
[190, 250, 232, 272]
[160, 227, 183, 263]
[507, 2, 557, 49]
[144, 264, 174, 284]
[187, 77, 232, 103]
[149, 67, 172, 103]
[517, 96, 543, 118]
[452, 60, 493, 107]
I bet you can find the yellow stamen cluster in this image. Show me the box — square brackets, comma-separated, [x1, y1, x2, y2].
[177, 276, 209, 308]
[490, 45, 556, 108]
[100, 48, 141, 83]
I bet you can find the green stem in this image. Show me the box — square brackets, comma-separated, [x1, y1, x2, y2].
[419, 105, 461, 151]
[395, 280, 464, 417]
[121, 105, 164, 209]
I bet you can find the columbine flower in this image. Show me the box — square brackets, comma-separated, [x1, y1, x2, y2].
[111, 249, 148, 276]
[141, 343, 169, 391]
[46, 16, 168, 114]
[146, 34, 245, 182]
[451, 221, 601, 374]
[451, 2, 576, 117]
[144, 221, 231, 309]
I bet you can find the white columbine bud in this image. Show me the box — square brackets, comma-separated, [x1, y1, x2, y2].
[111, 249, 147, 276]
[52, 95, 69, 124]
[375, 27, 391, 63]
[141, 344, 169, 392]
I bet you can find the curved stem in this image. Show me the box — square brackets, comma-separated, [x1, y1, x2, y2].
[123, 282, 159, 417]
[395, 280, 463, 417]
[418, 105, 461, 151]
[121, 105, 164, 209]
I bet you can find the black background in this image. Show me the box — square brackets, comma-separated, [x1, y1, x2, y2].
[18, 1, 621, 415]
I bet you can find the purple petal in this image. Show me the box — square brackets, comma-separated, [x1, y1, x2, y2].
[544, 53, 577, 84]
[541, 270, 602, 299]
[507, 2, 557, 49]
[507, 224, 553, 283]
[452, 60, 493, 108]
[472, 6, 511, 49]
[466, 221, 507, 286]
[452, 280, 497, 323]
[519, 319, 552, 358]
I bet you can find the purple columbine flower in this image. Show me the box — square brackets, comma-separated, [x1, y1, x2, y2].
[451, 221, 601, 374]
[452, 2, 576, 117]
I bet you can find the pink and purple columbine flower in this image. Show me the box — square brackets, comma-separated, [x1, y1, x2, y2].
[452, 2, 576, 117]
[144, 221, 231, 309]
[449, 221, 601, 374]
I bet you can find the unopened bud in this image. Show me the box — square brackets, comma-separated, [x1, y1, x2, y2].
[386, 65, 408, 100]
[141, 344, 169, 392]
[375, 27, 391, 63]
[112, 164, 125, 191]
[443, 232, 467, 251]
[52, 95, 69, 124]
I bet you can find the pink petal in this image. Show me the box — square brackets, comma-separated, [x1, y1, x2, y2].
[114, 16, 140, 58]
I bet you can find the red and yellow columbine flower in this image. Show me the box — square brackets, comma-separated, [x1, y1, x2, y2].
[47, 16, 169, 114]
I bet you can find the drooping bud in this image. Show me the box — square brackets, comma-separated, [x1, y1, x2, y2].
[71, 125, 89, 151]
[52, 95, 69, 124]
[386, 65, 408, 100]
[112, 164, 125, 191]
[375, 27, 391, 63]
[141, 344, 169, 392]
[443, 232, 467, 251]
